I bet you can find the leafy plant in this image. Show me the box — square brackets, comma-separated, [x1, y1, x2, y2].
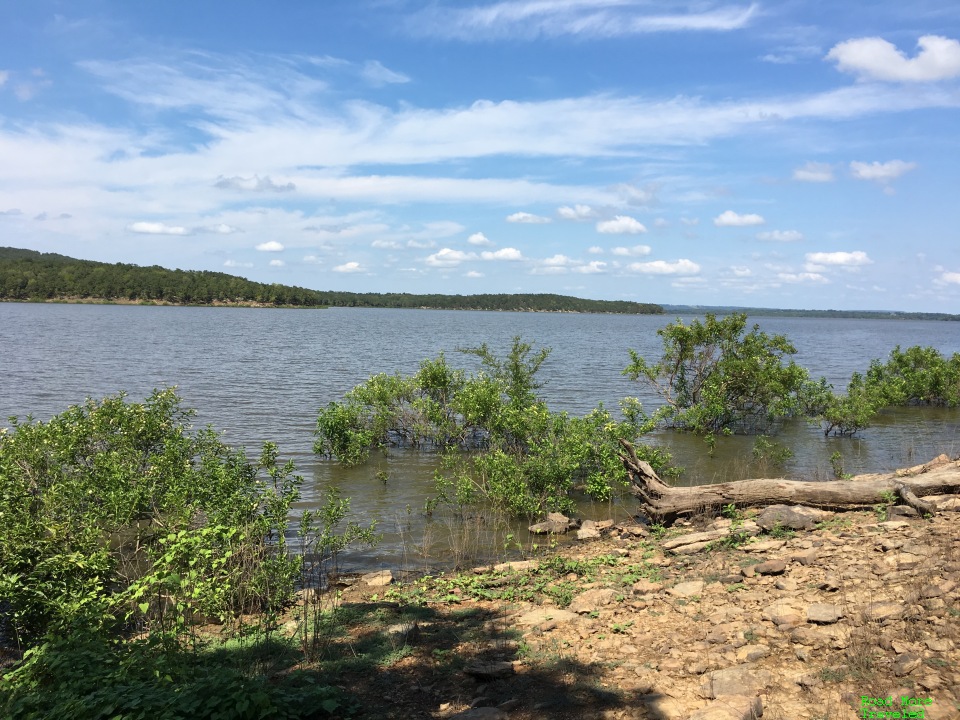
[624, 313, 812, 435]
[0, 390, 301, 649]
[316, 337, 674, 518]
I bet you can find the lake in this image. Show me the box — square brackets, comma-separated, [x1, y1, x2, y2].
[3, 303, 959, 571]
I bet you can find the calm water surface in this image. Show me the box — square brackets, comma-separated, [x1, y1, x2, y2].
[3, 303, 959, 570]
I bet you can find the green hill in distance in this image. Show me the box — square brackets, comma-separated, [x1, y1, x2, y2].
[0, 247, 663, 314]
[661, 304, 960, 321]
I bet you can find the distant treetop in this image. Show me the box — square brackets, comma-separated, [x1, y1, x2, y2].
[0, 247, 663, 314]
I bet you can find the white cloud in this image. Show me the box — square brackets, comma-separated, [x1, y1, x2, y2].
[0, 70, 8, 87]
[597, 215, 647, 234]
[481, 247, 523, 261]
[939, 271, 960, 285]
[587, 246, 604, 254]
[224, 259, 253, 268]
[468, 231, 493, 246]
[128, 221, 190, 235]
[626, 259, 700, 275]
[269, 259, 285, 267]
[465, 270, 484, 278]
[615, 183, 658, 206]
[200, 223, 242, 234]
[757, 230, 804, 242]
[506, 211, 551, 224]
[360, 60, 410, 87]
[426, 248, 477, 267]
[827, 35, 960, 82]
[214, 174, 295, 192]
[558, 204, 596, 220]
[680, 217, 700, 226]
[255, 240, 284, 252]
[849, 160, 916, 183]
[730, 266, 752, 277]
[333, 261, 364, 273]
[542, 254, 575, 267]
[576, 260, 607, 274]
[793, 162, 835, 182]
[805, 251, 872, 267]
[371, 239, 403, 249]
[302, 255, 323, 264]
[409, 1, 759, 41]
[714, 210, 765, 227]
[611, 244, 652, 257]
[778, 272, 828, 284]
[653, 217, 669, 228]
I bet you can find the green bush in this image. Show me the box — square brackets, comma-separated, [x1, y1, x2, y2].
[316, 337, 673, 517]
[0, 390, 300, 649]
[624, 313, 812, 435]
[865, 345, 960, 407]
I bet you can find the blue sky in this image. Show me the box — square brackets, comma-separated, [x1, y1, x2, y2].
[2, 1, 960, 311]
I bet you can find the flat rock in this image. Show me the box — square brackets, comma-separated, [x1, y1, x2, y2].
[863, 601, 905, 622]
[463, 661, 515, 680]
[743, 539, 786, 553]
[632, 579, 663, 595]
[756, 504, 828, 531]
[893, 653, 922, 677]
[807, 603, 843, 624]
[668, 580, 705, 598]
[699, 663, 775, 699]
[576, 525, 601, 540]
[690, 695, 764, 720]
[516, 608, 578, 626]
[491, 560, 537, 573]
[569, 587, 618, 614]
[762, 601, 803, 626]
[362, 570, 393, 587]
[753, 559, 787, 575]
[529, 512, 579, 534]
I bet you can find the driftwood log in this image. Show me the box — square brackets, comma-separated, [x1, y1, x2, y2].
[619, 439, 960, 524]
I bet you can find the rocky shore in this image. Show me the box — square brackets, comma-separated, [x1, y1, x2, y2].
[329, 496, 960, 720]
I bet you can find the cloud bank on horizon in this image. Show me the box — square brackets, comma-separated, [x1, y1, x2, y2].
[1, 0, 960, 311]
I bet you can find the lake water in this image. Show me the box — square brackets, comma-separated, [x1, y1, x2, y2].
[3, 303, 959, 571]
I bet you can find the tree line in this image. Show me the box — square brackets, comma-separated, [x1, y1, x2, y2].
[0, 247, 663, 314]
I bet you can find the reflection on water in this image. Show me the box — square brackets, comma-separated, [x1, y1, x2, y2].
[3, 303, 960, 571]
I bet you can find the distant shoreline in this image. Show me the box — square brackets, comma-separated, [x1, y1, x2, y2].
[3, 297, 959, 320]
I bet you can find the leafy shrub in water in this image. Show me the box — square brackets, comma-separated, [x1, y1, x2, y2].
[316, 337, 673, 517]
[865, 345, 960, 407]
[624, 313, 813, 435]
[0, 389, 300, 649]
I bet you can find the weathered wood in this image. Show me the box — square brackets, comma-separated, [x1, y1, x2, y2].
[619, 439, 960, 523]
[895, 482, 937, 516]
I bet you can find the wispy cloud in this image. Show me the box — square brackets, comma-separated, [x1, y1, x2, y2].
[793, 162, 834, 182]
[506, 211, 551, 223]
[849, 160, 916, 183]
[215, 175, 296, 192]
[408, 1, 759, 41]
[757, 230, 803, 242]
[360, 60, 410, 87]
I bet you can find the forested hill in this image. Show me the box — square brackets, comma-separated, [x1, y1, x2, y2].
[0, 247, 663, 314]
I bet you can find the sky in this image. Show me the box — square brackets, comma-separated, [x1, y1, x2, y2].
[2, 1, 960, 312]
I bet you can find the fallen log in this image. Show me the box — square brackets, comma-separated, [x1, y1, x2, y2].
[618, 440, 960, 524]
